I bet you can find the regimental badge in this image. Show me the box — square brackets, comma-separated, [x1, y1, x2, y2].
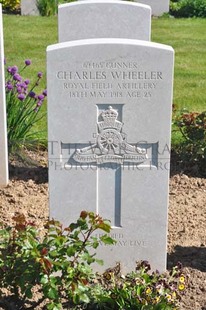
[73, 106, 148, 164]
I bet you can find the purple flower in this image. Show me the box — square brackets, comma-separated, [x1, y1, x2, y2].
[25, 59, 31, 66]
[19, 82, 28, 90]
[11, 66, 18, 75]
[13, 74, 22, 82]
[37, 101, 43, 107]
[7, 66, 12, 74]
[17, 94, 25, 101]
[42, 89, 47, 96]
[6, 83, 13, 91]
[37, 72, 43, 78]
[38, 94, 44, 100]
[24, 79, 30, 85]
[29, 91, 36, 98]
[17, 86, 22, 94]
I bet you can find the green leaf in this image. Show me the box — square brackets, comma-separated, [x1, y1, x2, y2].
[40, 274, 49, 284]
[79, 292, 90, 303]
[25, 286, 33, 299]
[95, 258, 104, 266]
[100, 235, 116, 245]
[98, 222, 111, 233]
[69, 223, 79, 231]
[93, 241, 99, 249]
[47, 287, 59, 300]
[49, 250, 58, 258]
[47, 302, 62, 310]
[67, 246, 76, 257]
[83, 253, 95, 264]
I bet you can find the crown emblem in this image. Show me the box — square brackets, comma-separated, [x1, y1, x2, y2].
[101, 106, 118, 121]
[98, 106, 122, 132]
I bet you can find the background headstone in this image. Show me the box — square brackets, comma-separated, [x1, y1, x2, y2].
[0, 4, 9, 186]
[21, 0, 39, 15]
[58, 0, 151, 42]
[47, 38, 174, 273]
[134, 0, 170, 16]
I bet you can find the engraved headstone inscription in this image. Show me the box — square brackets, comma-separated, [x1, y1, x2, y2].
[58, 0, 151, 42]
[0, 4, 9, 186]
[47, 38, 174, 273]
[134, 0, 170, 16]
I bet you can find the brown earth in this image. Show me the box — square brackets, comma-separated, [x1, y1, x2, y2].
[0, 150, 205, 310]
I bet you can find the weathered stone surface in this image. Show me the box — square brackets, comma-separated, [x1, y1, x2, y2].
[21, 0, 39, 16]
[134, 0, 170, 16]
[47, 38, 174, 273]
[0, 4, 9, 186]
[58, 0, 151, 42]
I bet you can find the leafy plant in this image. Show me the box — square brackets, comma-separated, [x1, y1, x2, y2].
[5, 59, 46, 152]
[170, 0, 206, 17]
[37, 0, 76, 16]
[173, 109, 206, 175]
[0, 211, 115, 309]
[36, 0, 57, 17]
[87, 260, 185, 309]
[0, 0, 20, 12]
[0, 212, 186, 309]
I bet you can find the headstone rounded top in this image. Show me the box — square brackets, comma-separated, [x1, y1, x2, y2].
[59, 0, 151, 9]
[47, 38, 174, 54]
[58, 0, 152, 42]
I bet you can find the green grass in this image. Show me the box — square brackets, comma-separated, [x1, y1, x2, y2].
[152, 17, 206, 112]
[2, 15, 206, 145]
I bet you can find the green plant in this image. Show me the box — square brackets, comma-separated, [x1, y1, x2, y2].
[0, 211, 115, 309]
[5, 60, 46, 152]
[173, 110, 206, 174]
[170, 0, 206, 17]
[36, 0, 57, 17]
[37, 0, 76, 16]
[0, 0, 20, 12]
[0, 212, 186, 310]
[86, 261, 185, 309]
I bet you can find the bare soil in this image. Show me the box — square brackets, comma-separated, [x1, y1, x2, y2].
[0, 150, 205, 310]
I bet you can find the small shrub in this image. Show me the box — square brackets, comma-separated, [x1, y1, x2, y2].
[1, 0, 20, 12]
[0, 211, 115, 309]
[36, 0, 57, 17]
[37, 0, 76, 16]
[170, 0, 206, 17]
[5, 59, 46, 152]
[0, 212, 186, 309]
[173, 109, 206, 175]
[88, 261, 186, 309]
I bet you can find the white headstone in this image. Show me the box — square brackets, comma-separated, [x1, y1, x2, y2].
[47, 38, 174, 273]
[134, 0, 170, 16]
[0, 4, 9, 186]
[21, 0, 39, 15]
[58, 0, 151, 42]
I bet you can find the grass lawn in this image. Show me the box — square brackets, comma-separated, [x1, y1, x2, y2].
[2, 15, 206, 144]
[152, 17, 206, 113]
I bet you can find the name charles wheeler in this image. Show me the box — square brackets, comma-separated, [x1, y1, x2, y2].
[56, 70, 163, 81]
